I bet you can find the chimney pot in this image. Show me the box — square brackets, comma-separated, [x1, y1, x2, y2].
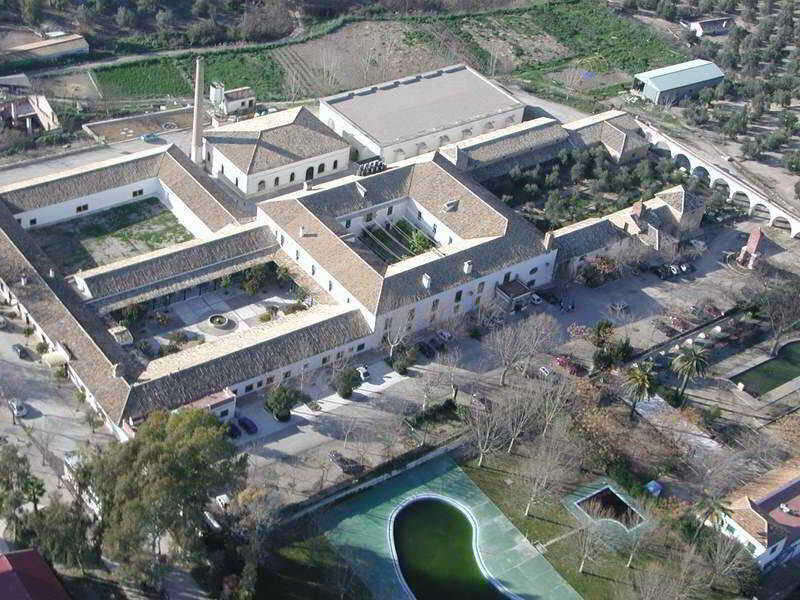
[421, 273, 431, 289]
[48, 268, 54, 278]
[299, 225, 305, 238]
[303, 181, 311, 191]
[20, 275, 26, 287]
[463, 260, 473, 274]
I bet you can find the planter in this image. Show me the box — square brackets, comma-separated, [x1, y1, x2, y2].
[209, 314, 229, 329]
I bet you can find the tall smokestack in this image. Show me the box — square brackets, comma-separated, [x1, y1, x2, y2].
[191, 57, 205, 165]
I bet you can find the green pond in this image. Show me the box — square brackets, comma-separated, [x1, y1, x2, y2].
[393, 499, 508, 600]
[731, 341, 800, 396]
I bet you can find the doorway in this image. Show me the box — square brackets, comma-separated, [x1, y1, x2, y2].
[305, 166, 314, 181]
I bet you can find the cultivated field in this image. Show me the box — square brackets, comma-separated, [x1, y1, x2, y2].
[94, 59, 192, 100]
[31, 72, 101, 100]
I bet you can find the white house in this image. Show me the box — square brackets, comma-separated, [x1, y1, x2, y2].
[710, 458, 800, 570]
[209, 82, 256, 115]
[319, 64, 524, 164]
[203, 106, 351, 196]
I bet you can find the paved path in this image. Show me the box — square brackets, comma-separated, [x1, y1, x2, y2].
[324, 455, 581, 600]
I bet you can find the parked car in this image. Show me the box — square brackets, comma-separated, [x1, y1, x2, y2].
[435, 329, 453, 342]
[227, 422, 242, 439]
[237, 416, 258, 435]
[680, 262, 695, 273]
[356, 364, 370, 381]
[417, 341, 435, 359]
[429, 337, 446, 353]
[539, 366, 552, 378]
[140, 133, 159, 142]
[11, 344, 26, 359]
[553, 355, 582, 376]
[668, 264, 680, 276]
[7, 399, 26, 418]
[529, 293, 543, 305]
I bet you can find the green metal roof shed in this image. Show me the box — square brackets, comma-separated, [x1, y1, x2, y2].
[633, 59, 724, 105]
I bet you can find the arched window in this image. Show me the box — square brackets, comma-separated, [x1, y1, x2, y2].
[333, 160, 338, 170]
[529, 267, 538, 275]
[318, 163, 325, 174]
[257, 180, 265, 191]
[290, 172, 295, 182]
[274, 176, 280, 187]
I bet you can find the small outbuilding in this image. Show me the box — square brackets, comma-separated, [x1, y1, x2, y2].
[633, 59, 724, 105]
[683, 16, 735, 38]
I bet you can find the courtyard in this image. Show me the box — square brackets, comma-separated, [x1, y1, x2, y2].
[30, 197, 193, 275]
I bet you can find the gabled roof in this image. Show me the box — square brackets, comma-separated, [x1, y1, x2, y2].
[0, 550, 70, 600]
[551, 217, 629, 262]
[78, 224, 278, 312]
[204, 106, 348, 175]
[124, 305, 370, 419]
[261, 152, 547, 315]
[321, 64, 522, 146]
[634, 59, 724, 92]
[0, 202, 134, 424]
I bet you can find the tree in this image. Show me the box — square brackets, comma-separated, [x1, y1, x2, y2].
[19, 0, 42, 24]
[671, 345, 709, 406]
[155, 8, 173, 31]
[746, 269, 800, 354]
[462, 402, 506, 468]
[115, 6, 135, 28]
[524, 417, 579, 515]
[265, 386, 306, 420]
[741, 137, 763, 160]
[623, 362, 654, 420]
[84, 408, 103, 434]
[22, 492, 92, 571]
[85, 410, 246, 576]
[692, 495, 732, 542]
[785, 151, 800, 173]
[0, 445, 44, 540]
[501, 384, 538, 454]
[575, 499, 612, 574]
[485, 314, 561, 385]
[703, 531, 758, 593]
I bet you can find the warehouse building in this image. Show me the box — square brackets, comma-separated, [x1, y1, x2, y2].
[633, 59, 724, 105]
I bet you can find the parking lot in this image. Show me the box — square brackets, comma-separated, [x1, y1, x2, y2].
[0, 324, 114, 503]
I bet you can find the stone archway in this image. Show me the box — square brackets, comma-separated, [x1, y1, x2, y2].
[731, 191, 750, 209]
[692, 165, 711, 186]
[770, 215, 792, 233]
[749, 202, 771, 220]
[712, 179, 730, 199]
[673, 153, 691, 171]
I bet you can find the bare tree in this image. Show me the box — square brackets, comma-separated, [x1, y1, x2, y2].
[438, 346, 463, 402]
[463, 402, 506, 468]
[35, 428, 57, 467]
[357, 39, 377, 85]
[282, 70, 303, 103]
[524, 417, 578, 516]
[574, 499, 612, 574]
[383, 321, 409, 361]
[314, 50, 341, 94]
[418, 366, 446, 411]
[535, 377, 574, 437]
[501, 383, 538, 454]
[703, 532, 757, 592]
[486, 314, 561, 385]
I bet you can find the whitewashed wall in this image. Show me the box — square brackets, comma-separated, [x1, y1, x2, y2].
[160, 183, 215, 238]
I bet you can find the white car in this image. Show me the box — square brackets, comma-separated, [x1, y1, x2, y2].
[529, 293, 543, 305]
[538, 366, 551, 378]
[436, 329, 453, 342]
[7, 399, 26, 418]
[356, 365, 370, 381]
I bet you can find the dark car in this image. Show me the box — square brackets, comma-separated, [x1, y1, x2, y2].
[237, 416, 258, 435]
[429, 337, 446, 353]
[417, 341, 435, 359]
[11, 344, 26, 359]
[227, 422, 242, 439]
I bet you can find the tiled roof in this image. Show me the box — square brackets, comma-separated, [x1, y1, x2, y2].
[322, 64, 522, 146]
[566, 111, 648, 158]
[157, 146, 240, 231]
[0, 150, 164, 214]
[0, 549, 71, 600]
[223, 86, 254, 100]
[205, 107, 348, 175]
[261, 153, 546, 315]
[78, 224, 278, 311]
[123, 306, 370, 419]
[551, 218, 628, 262]
[0, 203, 135, 423]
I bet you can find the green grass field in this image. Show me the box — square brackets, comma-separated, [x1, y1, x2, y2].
[94, 59, 191, 98]
[176, 50, 284, 101]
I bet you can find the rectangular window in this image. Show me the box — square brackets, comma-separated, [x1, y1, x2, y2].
[417, 210, 422, 220]
[220, 409, 229, 418]
[267, 376, 274, 384]
[336, 351, 343, 359]
[365, 212, 374, 222]
[290, 172, 295, 182]
[322, 356, 329, 365]
[474, 295, 481, 306]
[29, 218, 36, 226]
[431, 299, 439, 312]
[345, 219, 351, 229]
[357, 343, 365, 351]
[283, 370, 291, 379]
[257, 380, 263, 388]
[432, 223, 437, 234]
[333, 160, 338, 169]
[132, 189, 144, 198]
[477, 282, 485, 294]
[387, 205, 394, 215]
[455, 290, 462, 303]
[76, 204, 88, 213]
[328, 280, 333, 291]
[245, 384, 253, 393]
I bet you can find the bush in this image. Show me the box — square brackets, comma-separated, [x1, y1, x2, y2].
[35, 342, 49, 354]
[265, 386, 308, 419]
[392, 356, 410, 375]
[284, 302, 307, 315]
[336, 368, 361, 398]
[408, 399, 456, 428]
[593, 348, 614, 371]
[589, 320, 615, 347]
[468, 326, 482, 340]
[259, 312, 272, 323]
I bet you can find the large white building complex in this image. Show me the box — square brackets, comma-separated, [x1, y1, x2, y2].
[0, 61, 693, 441]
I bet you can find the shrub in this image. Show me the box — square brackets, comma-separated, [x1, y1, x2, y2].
[336, 368, 361, 398]
[265, 386, 307, 419]
[284, 302, 307, 315]
[35, 342, 49, 354]
[589, 320, 615, 347]
[393, 356, 410, 375]
[408, 399, 456, 428]
[607, 337, 633, 363]
[468, 326, 482, 340]
[259, 312, 272, 323]
[592, 348, 614, 371]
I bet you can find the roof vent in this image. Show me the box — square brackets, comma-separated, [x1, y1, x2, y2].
[444, 199, 459, 212]
[48, 268, 54, 278]
[298, 225, 305, 238]
[19, 275, 26, 287]
[355, 182, 367, 198]
[463, 260, 473, 274]
[421, 273, 431, 289]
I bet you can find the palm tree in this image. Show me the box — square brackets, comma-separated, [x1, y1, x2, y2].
[623, 362, 654, 421]
[692, 495, 732, 543]
[671, 345, 709, 407]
